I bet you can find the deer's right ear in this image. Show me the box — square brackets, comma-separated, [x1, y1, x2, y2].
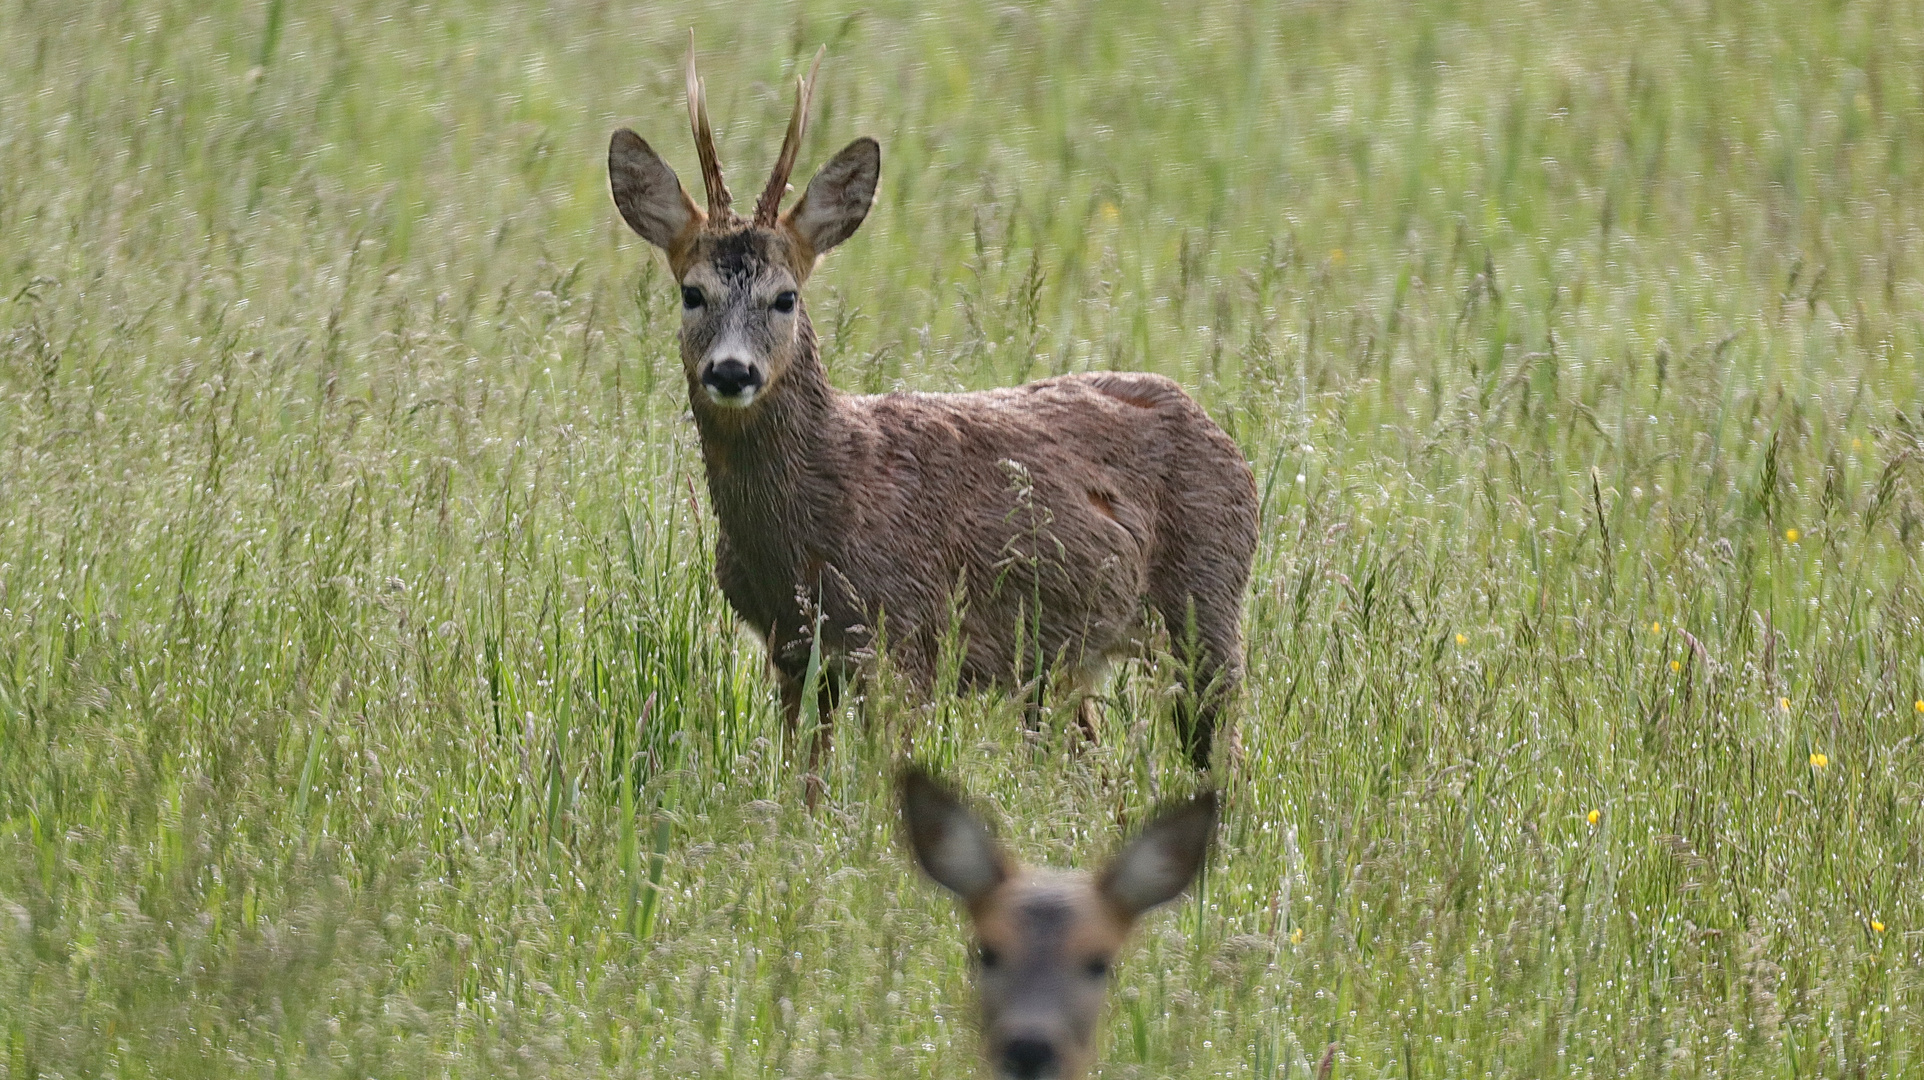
[900, 768, 1007, 905]
[609, 129, 702, 250]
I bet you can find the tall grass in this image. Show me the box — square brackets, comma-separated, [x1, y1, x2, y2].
[3, 0, 1922, 1076]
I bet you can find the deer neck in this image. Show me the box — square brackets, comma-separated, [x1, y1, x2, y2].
[689, 316, 842, 571]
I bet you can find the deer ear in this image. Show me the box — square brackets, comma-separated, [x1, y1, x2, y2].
[783, 137, 880, 257]
[1099, 791, 1217, 918]
[900, 767, 1007, 905]
[609, 129, 702, 250]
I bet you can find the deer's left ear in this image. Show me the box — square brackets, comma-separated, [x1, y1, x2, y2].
[1099, 791, 1217, 918]
[783, 137, 880, 260]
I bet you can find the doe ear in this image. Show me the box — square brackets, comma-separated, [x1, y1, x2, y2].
[609, 128, 702, 250]
[783, 137, 880, 260]
[1099, 791, 1218, 918]
[899, 767, 1008, 905]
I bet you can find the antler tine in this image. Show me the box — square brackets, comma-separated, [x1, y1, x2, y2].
[753, 45, 825, 227]
[685, 31, 732, 219]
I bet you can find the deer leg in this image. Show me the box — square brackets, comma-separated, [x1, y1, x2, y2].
[1018, 661, 1103, 749]
[805, 672, 841, 803]
[1156, 594, 1241, 772]
[1074, 695, 1102, 745]
[776, 665, 840, 806]
[1064, 656, 1107, 746]
[778, 666, 805, 752]
[1172, 661, 1229, 770]
[1020, 666, 1048, 739]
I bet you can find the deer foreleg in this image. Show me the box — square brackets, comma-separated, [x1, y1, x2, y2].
[778, 664, 842, 807]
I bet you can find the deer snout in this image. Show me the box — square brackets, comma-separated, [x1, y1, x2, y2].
[699, 355, 764, 407]
[996, 1037, 1061, 1080]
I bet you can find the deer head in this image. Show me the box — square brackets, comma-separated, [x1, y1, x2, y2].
[608, 36, 879, 411]
[900, 768, 1218, 1080]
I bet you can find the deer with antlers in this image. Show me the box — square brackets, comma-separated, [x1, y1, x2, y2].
[607, 40, 1257, 783]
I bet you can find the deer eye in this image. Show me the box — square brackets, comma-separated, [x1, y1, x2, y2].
[1083, 957, 1111, 980]
[976, 944, 999, 969]
[681, 286, 705, 309]
[771, 290, 797, 313]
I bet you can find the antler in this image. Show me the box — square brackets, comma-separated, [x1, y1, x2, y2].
[754, 46, 825, 226]
[685, 31, 732, 220]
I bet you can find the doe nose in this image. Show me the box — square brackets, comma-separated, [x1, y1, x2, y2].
[1000, 1038, 1058, 1079]
[703, 358, 761, 398]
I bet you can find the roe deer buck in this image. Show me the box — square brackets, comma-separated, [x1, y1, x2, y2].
[900, 768, 1217, 1080]
[608, 41, 1257, 777]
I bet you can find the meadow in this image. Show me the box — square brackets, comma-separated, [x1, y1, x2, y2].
[4, 0, 1924, 1076]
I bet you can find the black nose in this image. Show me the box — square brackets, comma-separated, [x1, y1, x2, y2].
[702, 358, 761, 397]
[1001, 1038, 1058, 1079]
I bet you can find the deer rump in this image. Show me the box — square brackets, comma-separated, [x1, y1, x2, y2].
[714, 369, 1257, 701]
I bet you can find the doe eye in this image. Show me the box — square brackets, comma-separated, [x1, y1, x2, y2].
[976, 945, 999, 969]
[771, 290, 797, 313]
[1084, 957, 1110, 980]
[681, 286, 705, 309]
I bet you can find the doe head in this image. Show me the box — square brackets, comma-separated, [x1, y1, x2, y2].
[900, 768, 1217, 1080]
[608, 36, 879, 411]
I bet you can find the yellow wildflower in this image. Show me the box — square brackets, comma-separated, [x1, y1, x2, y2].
[1779, 696, 1791, 712]
[1871, 919, 1886, 933]
[1587, 809, 1600, 826]
[1914, 699, 1923, 715]
[1650, 621, 1662, 634]
[1785, 528, 1800, 543]
[1809, 752, 1829, 769]
[1670, 660, 1682, 672]
[1290, 927, 1304, 945]
[1455, 633, 1467, 645]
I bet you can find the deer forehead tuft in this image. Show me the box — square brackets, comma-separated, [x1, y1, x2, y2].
[1017, 895, 1073, 931]
[979, 871, 1129, 950]
[678, 226, 810, 286]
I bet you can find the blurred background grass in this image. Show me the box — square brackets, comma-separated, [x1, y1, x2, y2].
[4, 0, 1924, 1076]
